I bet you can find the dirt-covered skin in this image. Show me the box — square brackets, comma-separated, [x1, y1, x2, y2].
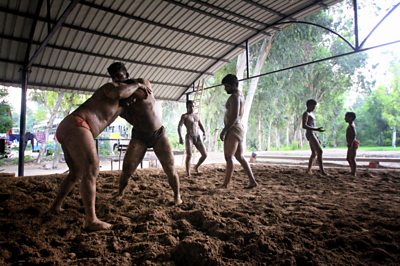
[0, 164, 399, 265]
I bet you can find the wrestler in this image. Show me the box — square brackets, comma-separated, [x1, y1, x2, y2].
[302, 99, 327, 175]
[345, 112, 359, 176]
[49, 62, 149, 231]
[178, 100, 207, 176]
[220, 74, 257, 189]
[113, 65, 182, 205]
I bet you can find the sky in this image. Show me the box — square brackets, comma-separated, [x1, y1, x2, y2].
[2, 0, 400, 113]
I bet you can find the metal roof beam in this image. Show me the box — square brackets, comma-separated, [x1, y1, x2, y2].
[0, 79, 183, 101]
[79, 0, 242, 47]
[0, 7, 230, 61]
[0, 59, 188, 88]
[27, 0, 80, 68]
[0, 33, 214, 75]
[165, 0, 273, 35]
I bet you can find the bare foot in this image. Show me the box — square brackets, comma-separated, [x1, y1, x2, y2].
[83, 219, 112, 232]
[321, 171, 328, 176]
[217, 184, 228, 189]
[112, 191, 124, 201]
[49, 205, 64, 214]
[306, 170, 312, 175]
[244, 182, 257, 189]
[174, 196, 183, 205]
[194, 166, 200, 174]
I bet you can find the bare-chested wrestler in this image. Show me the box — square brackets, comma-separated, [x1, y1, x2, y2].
[220, 74, 258, 189]
[50, 62, 150, 231]
[178, 100, 207, 176]
[302, 99, 327, 175]
[114, 65, 182, 205]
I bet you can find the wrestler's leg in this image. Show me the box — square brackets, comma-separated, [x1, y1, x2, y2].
[50, 147, 80, 212]
[53, 126, 110, 231]
[154, 134, 182, 205]
[234, 140, 257, 189]
[222, 133, 239, 188]
[118, 139, 147, 196]
[347, 148, 357, 176]
[184, 135, 193, 177]
[194, 138, 207, 173]
[307, 142, 316, 174]
[309, 136, 326, 175]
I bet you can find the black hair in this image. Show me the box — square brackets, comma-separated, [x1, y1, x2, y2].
[306, 99, 317, 107]
[221, 74, 239, 87]
[345, 111, 356, 121]
[186, 100, 194, 106]
[107, 62, 126, 76]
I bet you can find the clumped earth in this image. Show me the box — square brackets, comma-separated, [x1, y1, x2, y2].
[0, 164, 399, 265]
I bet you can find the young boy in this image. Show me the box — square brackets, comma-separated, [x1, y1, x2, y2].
[345, 112, 359, 176]
[302, 99, 326, 175]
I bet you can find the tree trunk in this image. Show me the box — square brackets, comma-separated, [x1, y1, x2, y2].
[275, 127, 280, 149]
[257, 112, 262, 150]
[36, 91, 65, 163]
[236, 51, 247, 92]
[239, 35, 275, 150]
[267, 120, 272, 150]
[298, 120, 304, 148]
[392, 127, 397, 148]
[286, 124, 290, 146]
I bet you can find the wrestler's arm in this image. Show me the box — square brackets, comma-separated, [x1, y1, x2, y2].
[178, 114, 185, 144]
[103, 81, 143, 100]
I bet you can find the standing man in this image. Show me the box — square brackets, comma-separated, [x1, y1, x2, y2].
[345, 112, 359, 176]
[220, 74, 257, 189]
[178, 100, 208, 176]
[114, 64, 182, 205]
[50, 62, 149, 231]
[302, 99, 327, 175]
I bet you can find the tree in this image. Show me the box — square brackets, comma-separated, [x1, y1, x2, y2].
[0, 87, 12, 133]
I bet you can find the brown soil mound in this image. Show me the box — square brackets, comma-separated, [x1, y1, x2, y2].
[0, 164, 399, 265]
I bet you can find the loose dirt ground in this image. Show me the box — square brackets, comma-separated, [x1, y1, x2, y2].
[0, 163, 399, 265]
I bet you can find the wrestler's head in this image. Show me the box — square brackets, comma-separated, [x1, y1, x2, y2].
[306, 99, 317, 111]
[186, 100, 194, 113]
[108, 62, 129, 82]
[222, 74, 239, 94]
[345, 112, 356, 123]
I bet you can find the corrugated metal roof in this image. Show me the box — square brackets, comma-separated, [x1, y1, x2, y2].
[0, 0, 341, 101]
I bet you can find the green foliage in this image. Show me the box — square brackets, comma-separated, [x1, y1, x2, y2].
[0, 88, 12, 133]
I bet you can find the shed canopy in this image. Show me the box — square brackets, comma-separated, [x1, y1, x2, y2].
[0, 0, 340, 101]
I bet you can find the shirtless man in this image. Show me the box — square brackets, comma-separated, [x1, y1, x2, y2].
[302, 99, 327, 175]
[115, 66, 182, 205]
[50, 62, 149, 231]
[178, 100, 207, 176]
[220, 74, 258, 189]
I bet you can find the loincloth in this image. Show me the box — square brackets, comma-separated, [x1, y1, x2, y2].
[132, 126, 165, 148]
[56, 114, 91, 143]
[186, 134, 202, 145]
[226, 123, 244, 142]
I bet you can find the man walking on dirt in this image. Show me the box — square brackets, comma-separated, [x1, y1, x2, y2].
[220, 74, 257, 189]
[178, 100, 207, 177]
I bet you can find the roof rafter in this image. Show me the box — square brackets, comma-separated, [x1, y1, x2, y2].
[0, 6, 231, 61]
